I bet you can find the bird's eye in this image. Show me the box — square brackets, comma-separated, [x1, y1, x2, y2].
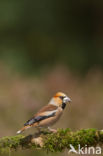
[59, 96, 64, 100]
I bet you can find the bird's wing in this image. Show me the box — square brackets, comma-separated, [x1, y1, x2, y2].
[37, 104, 58, 113]
[24, 109, 58, 126]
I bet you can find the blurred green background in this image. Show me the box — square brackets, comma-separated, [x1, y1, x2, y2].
[0, 1, 103, 156]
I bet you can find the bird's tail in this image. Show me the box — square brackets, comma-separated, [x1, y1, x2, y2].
[17, 125, 30, 134]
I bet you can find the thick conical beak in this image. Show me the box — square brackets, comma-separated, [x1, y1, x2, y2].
[63, 96, 72, 103]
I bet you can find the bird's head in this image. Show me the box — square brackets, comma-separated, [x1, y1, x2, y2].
[49, 92, 71, 109]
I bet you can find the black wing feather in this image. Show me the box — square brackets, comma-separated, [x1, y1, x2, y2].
[24, 112, 56, 126]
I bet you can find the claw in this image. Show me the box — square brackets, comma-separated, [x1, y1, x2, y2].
[48, 127, 57, 133]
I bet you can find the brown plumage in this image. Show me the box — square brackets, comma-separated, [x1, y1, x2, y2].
[37, 104, 58, 114]
[17, 92, 71, 134]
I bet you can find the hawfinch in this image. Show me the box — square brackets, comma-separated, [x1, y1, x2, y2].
[17, 92, 71, 134]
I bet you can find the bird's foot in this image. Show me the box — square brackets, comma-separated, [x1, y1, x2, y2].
[48, 127, 57, 133]
[36, 127, 49, 134]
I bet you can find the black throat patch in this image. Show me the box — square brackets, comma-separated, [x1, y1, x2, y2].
[62, 103, 66, 109]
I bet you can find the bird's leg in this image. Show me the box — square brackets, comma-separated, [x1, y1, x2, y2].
[48, 127, 57, 133]
[36, 127, 42, 134]
[36, 127, 46, 134]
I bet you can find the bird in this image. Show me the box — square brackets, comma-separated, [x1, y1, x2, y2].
[17, 92, 71, 134]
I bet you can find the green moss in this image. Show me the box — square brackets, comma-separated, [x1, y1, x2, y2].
[44, 128, 102, 152]
[0, 129, 103, 153]
[0, 135, 25, 153]
[69, 129, 98, 148]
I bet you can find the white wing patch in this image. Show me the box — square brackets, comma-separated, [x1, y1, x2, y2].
[44, 109, 58, 116]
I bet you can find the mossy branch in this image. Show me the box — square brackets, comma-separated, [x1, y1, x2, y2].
[0, 129, 103, 153]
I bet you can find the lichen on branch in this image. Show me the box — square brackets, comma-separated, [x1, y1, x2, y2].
[0, 129, 103, 153]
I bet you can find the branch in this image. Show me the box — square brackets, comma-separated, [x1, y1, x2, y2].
[0, 129, 103, 153]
